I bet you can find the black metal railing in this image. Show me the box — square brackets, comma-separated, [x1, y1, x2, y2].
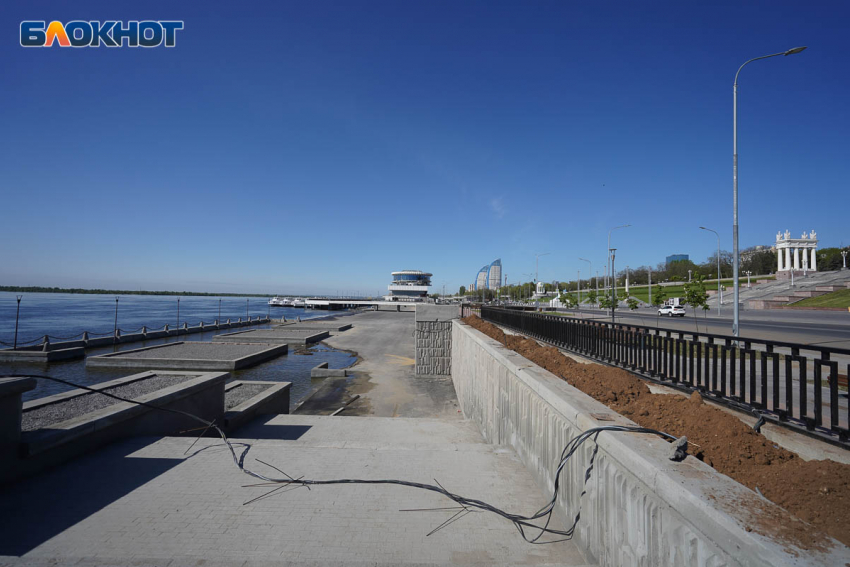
[478, 306, 850, 446]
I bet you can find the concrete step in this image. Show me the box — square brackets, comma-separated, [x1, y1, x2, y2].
[747, 299, 789, 309]
[792, 290, 828, 298]
[816, 285, 844, 292]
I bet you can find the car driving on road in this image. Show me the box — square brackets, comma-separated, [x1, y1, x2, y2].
[658, 304, 686, 317]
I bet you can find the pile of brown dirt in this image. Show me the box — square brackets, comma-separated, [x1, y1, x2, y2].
[462, 315, 850, 550]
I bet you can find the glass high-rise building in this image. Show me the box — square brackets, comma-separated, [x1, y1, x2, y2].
[473, 259, 502, 290]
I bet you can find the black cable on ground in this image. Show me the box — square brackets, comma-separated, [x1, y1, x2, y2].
[5, 374, 678, 544]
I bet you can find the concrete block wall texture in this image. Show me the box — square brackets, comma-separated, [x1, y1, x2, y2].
[415, 320, 453, 375]
[415, 304, 460, 376]
[450, 320, 850, 567]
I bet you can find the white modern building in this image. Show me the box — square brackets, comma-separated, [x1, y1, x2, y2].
[384, 270, 432, 301]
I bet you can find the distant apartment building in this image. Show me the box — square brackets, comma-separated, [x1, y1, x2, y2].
[665, 254, 689, 265]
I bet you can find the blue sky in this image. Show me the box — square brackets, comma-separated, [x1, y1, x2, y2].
[1, 1, 847, 295]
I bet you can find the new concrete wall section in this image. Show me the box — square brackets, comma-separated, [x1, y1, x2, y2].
[222, 380, 291, 431]
[450, 320, 849, 566]
[414, 304, 459, 376]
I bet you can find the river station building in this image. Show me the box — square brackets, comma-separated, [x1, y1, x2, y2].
[384, 270, 432, 302]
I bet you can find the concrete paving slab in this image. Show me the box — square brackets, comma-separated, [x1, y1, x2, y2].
[213, 329, 329, 345]
[314, 311, 461, 419]
[0, 415, 589, 566]
[86, 341, 288, 371]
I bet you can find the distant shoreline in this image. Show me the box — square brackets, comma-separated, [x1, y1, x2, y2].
[0, 286, 274, 298]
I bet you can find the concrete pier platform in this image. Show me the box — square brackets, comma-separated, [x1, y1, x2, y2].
[213, 328, 329, 345]
[86, 341, 288, 371]
[276, 321, 353, 332]
[0, 415, 589, 566]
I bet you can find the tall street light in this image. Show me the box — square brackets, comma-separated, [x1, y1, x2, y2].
[579, 258, 592, 308]
[606, 225, 630, 293]
[607, 225, 630, 309]
[733, 46, 807, 336]
[609, 248, 617, 324]
[700, 226, 722, 315]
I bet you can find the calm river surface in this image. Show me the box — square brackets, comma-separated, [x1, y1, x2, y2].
[0, 292, 357, 402]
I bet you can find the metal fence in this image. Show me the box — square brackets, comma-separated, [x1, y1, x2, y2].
[476, 306, 850, 446]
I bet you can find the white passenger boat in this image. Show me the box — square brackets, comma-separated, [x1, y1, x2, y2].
[268, 296, 294, 307]
[291, 298, 306, 308]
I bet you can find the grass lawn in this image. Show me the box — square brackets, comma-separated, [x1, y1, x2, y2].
[793, 288, 850, 308]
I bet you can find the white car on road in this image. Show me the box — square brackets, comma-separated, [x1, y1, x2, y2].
[658, 305, 686, 317]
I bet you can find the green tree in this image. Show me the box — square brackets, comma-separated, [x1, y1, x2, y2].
[626, 296, 639, 311]
[682, 274, 709, 332]
[458, 286, 466, 296]
[586, 289, 598, 307]
[559, 291, 577, 308]
[598, 294, 612, 310]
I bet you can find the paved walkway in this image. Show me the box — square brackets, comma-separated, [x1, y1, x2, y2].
[299, 311, 461, 419]
[0, 415, 591, 566]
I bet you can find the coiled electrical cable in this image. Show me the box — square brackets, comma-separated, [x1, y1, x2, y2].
[5, 374, 677, 544]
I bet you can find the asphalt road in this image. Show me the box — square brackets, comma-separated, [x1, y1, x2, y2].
[561, 307, 850, 349]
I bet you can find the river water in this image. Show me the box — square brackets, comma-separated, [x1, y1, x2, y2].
[0, 292, 357, 402]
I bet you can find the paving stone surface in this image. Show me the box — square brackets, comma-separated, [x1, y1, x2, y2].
[0, 415, 591, 566]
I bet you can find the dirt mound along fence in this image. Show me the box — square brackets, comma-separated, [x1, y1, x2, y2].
[479, 306, 850, 448]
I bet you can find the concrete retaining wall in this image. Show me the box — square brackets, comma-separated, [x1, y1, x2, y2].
[450, 320, 849, 566]
[222, 380, 291, 431]
[2, 372, 227, 485]
[414, 305, 459, 376]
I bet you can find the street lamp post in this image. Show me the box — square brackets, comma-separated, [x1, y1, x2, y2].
[842, 250, 848, 269]
[733, 46, 807, 336]
[700, 226, 722, 315]
[595, 270, 600, 307]
[13, 295, 22, 350]
[577, 270, 581, 308]
[113, 297, 119, 344]
[746, 270, 752, 288]
[607, 225, 630, 313]
[648, 268, 652, 306]
[610, 248, 617, 324]
[606, 225, 630, 295]
[579, 258, 592, 308]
